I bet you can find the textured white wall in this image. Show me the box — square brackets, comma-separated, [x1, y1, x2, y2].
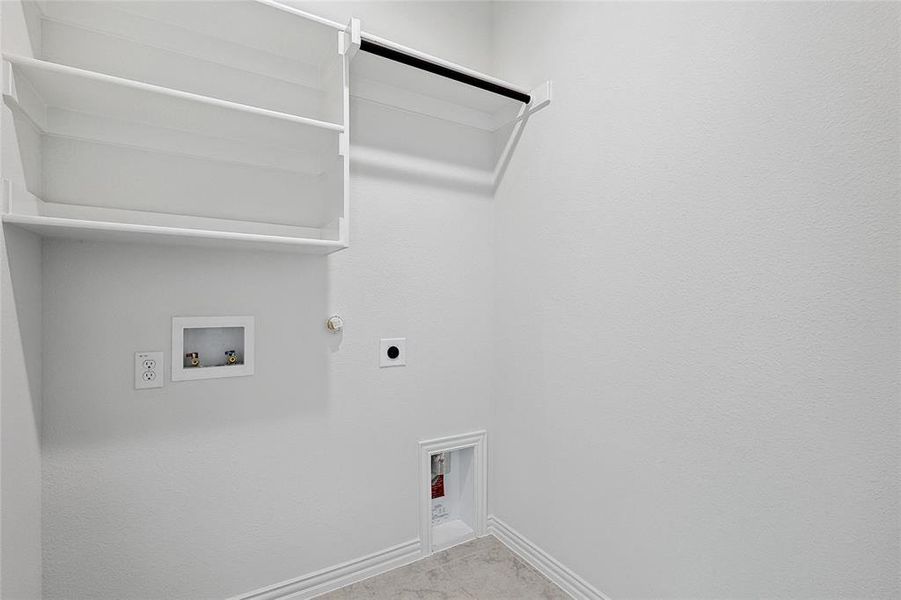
[1, 226, 42, 600]
[0, 0, 43, 596]
[26, 2, 901, 598]
[491, 2, 899, 599]
[40, 4, 495, 599]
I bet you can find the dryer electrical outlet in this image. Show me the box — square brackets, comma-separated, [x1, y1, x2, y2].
[135, 351, 164, 389]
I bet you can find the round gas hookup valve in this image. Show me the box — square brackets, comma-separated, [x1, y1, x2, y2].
[326, 315, 344, 333]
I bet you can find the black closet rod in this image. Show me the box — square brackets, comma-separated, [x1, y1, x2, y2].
[359, 38, 532, 104]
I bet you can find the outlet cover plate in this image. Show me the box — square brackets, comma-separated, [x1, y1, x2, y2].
[135, 351, 164, 389]
[380, 338, 406, 367]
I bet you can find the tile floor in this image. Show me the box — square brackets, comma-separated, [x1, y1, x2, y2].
[316, 536, 569, 599]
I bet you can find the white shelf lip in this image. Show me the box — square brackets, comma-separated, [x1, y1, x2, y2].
[3, 54, 344, 134]
[254, 0, 345, 32]
[1, 180, 346, 253]
[2, 213, 346, 252]
[359, 32, 532, 99]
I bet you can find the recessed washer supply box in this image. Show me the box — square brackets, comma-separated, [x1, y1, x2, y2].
[172, 316, 254, 381]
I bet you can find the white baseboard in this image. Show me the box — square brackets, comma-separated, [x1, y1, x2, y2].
[488, 515, 611, 600]
[232, 539, 422, 600]
[231, 516, 608, 600]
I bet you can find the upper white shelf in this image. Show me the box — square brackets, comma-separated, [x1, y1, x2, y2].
[38, 0, 344, 71]
[0, 1, 549, 254]
[1, 1, 353, 254]
[3, 54, 343, 158]
[351, 33, 548, 131]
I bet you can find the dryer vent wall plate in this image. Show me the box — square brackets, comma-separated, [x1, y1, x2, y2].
[380, 338, 406, 367]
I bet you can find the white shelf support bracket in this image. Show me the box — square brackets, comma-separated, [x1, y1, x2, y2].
[2, 179, 43, 216]
[492, 80, 552, 131]
[334, 18, 359, 244]
[348, 18, 361, 61]
[337, 18, 360, 160]
[529, 80, 552, 114]
[491, 80, 552, 190]
[2, 179, 12, 214]
[339, 17, 361, 60]
[2, 60, 14, 101]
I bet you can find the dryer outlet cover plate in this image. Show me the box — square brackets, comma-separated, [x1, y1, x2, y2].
[380, 338, 406, 367]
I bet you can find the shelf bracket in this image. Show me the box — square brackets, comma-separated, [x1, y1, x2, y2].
[338, 18, 360, 160]
[1, 179, 10, 214]
[2, 179, 43, 216]
[2, 60, 13, 100]
[340, 18, 361, 61]
[529, 80, 552, 114]
[491, 81, 553, 131]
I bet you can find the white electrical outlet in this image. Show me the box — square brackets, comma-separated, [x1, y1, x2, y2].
[380, 338, 406, 367]
[135, 351, 164, 389]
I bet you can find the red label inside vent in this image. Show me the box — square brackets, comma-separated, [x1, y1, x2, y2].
[431, 475, 445, 499]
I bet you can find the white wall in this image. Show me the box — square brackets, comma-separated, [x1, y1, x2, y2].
[21, 2, 901, 598]
[0, 0, 43, 597]
[1, 226, 42, 600]
[491, 2, 899, 599]
[40, 3, 495, 599]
